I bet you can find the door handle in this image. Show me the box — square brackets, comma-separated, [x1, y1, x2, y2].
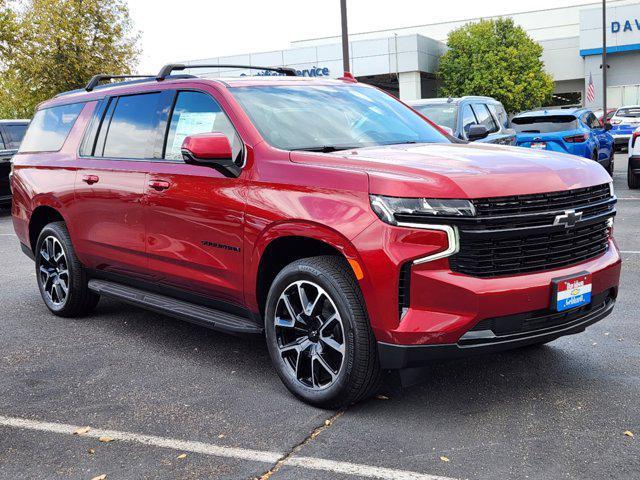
[148, 179, 171, 191]
[82, 174, 99, 185]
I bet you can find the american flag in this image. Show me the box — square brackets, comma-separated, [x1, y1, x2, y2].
[587, 73, 596, 103]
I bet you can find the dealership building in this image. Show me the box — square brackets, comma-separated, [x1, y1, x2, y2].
[184, 0, 640, 110]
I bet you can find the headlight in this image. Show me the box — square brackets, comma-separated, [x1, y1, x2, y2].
[609, 181, 614, 197]
[370, 195, 475, 225]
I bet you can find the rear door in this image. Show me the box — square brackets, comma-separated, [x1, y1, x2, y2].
[72, 92, 170, 278]
[584, 111, 612, 161]
[144, 89, 246, 305]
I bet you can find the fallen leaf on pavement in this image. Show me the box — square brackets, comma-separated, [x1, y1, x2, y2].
[91, 475, 106, 480]
[74, 426, 91, 436]
[376, 395, 390, 400]
[98, 436, 113, 443]
[88, 449, 95, 455]
[218, 434, 225, 439]
[324, 420, 331, 426]
[624, 431, 634, 437]
[440, 456, 450, 462]
[177, 453, 187, 459]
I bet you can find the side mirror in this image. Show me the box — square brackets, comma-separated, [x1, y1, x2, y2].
[604, 122, 613, 132]
[467, 124, 489, 141]
[181, 132, 240, 178]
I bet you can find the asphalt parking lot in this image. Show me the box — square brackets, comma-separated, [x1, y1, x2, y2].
[0, 153, 638, 480]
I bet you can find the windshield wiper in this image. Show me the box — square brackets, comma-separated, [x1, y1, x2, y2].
[291, 145, 360, 153]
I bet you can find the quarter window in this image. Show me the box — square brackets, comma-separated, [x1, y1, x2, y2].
[19, 103, 84, 153]
[102, 93, 163, 159]
[472, 103, 499, 133]
[164, 91, 242, 163]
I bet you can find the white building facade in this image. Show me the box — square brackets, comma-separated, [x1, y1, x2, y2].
[183, 0, 640, 110]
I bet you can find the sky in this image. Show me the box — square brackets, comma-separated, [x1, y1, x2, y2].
[128, 0, 602, 74]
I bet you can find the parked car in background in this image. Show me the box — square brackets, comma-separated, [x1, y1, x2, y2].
[11, 68, 620, 407]
[408, 96, 516, 145]
[609, 105, 640, 151]
[593, 107, 616, 127]
[512, 108, 614, 174]
[0, 119, 29, 206]
[627, 127, 640, 188]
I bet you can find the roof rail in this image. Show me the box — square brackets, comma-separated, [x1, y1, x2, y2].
[85, 74, 156, 92]
[156, 64, 298, 81]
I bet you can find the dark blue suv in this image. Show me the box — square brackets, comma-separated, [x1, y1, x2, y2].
[408, 96, 516, 145]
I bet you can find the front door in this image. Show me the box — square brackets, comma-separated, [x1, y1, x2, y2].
[72, 93, 167, 278]
[144, 90, 246, 306]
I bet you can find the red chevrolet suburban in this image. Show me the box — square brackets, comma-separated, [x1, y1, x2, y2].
[11, 65, 621, 407]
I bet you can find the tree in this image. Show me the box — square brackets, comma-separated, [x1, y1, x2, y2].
[437, 18, 554, 114]
[0, 0, 140, 118]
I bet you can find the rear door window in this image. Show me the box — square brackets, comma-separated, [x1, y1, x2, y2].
[101, 93, 163, 159]
[5, 124, 28, 149]
[0, 130, 5, 150]
[512, 115, 579, 134]
[164, 91, 242, 163]
[19, 103, 84, 152]
[488, 103, 509, 129]
[472, 103, 499, 133]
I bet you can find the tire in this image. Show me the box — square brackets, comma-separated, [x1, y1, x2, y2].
[265, 255, 380, 408]
[629, 165, 640, 189]
[35, 221, 100, 317]
[606, 151, 615, 175]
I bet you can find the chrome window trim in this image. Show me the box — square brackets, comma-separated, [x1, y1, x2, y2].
[396, 222, 460, 265]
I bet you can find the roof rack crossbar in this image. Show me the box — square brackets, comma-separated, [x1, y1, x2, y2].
[156, 64, 298, 81]
[85, 74, 156, 92]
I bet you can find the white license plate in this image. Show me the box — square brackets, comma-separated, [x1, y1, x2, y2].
[531, 142, 547, 150]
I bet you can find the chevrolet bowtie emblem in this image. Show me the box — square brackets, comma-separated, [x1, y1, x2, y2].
[553, 209, 583, 228]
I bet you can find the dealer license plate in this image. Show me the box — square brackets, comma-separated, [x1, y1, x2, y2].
[531, 142, 546, 150]
[552, 272, 592, 312]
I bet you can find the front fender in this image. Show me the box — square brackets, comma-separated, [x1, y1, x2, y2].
[244, 219, 375, 313]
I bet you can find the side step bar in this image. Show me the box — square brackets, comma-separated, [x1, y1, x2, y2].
[88, 279, 263, 335]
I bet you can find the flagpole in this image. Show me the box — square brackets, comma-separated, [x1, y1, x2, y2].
[602, 0, 607, 113]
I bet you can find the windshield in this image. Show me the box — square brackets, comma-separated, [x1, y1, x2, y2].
[511, 115, 578, 134]
[615, 107, 640, 118]
[231, 85, 449, 151]
[412, 104, 457, 130]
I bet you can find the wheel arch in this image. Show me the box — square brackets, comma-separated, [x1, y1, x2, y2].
[28, 205, 66, 253]
[249, 221, 366, 319]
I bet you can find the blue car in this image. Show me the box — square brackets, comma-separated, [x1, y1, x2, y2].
[512, 108, 614, 174]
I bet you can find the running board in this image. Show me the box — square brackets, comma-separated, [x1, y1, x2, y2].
[88, 279, 262, 335]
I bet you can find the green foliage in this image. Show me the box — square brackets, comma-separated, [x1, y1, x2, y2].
[437, 18, 554, 114]
[0, 0, 140, 118]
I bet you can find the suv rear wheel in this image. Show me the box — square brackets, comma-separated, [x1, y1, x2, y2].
[265, 256, 380, 408]
[629, 165, 640, 189]
[35, 222, 100, 317]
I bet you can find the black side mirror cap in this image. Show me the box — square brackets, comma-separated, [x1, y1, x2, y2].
[604, 122, 613, 131]
[467, 124, 490, 141]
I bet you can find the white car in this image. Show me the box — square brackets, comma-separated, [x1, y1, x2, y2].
[609, 105, 640, 151]
[628, 126, 640, 188]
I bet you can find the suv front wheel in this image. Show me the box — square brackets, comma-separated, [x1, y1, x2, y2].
[265, 256, 380, 408]
[35, 222, 100, 317]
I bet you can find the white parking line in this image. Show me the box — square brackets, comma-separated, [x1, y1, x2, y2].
[621, 251, 640, 254]
[0, 233, 15, 236]
[618, 197, 640, 200]
[0, 415, 457, 480]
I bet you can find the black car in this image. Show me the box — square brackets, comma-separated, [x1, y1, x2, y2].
[0, 120, 29, 206]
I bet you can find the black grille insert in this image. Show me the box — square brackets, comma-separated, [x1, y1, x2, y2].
[473, 183, 612, 217]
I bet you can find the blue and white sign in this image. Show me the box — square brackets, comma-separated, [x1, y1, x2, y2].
[580, 4, 640, 56]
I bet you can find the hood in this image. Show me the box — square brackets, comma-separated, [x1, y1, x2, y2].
[289, 142, 611, 198]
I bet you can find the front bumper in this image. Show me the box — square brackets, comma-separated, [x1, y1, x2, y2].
[378, 291, 616, 368]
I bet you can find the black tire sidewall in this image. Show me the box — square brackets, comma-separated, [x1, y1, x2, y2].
[35, 223, 81, 314]
[265, 260, 361, 406]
